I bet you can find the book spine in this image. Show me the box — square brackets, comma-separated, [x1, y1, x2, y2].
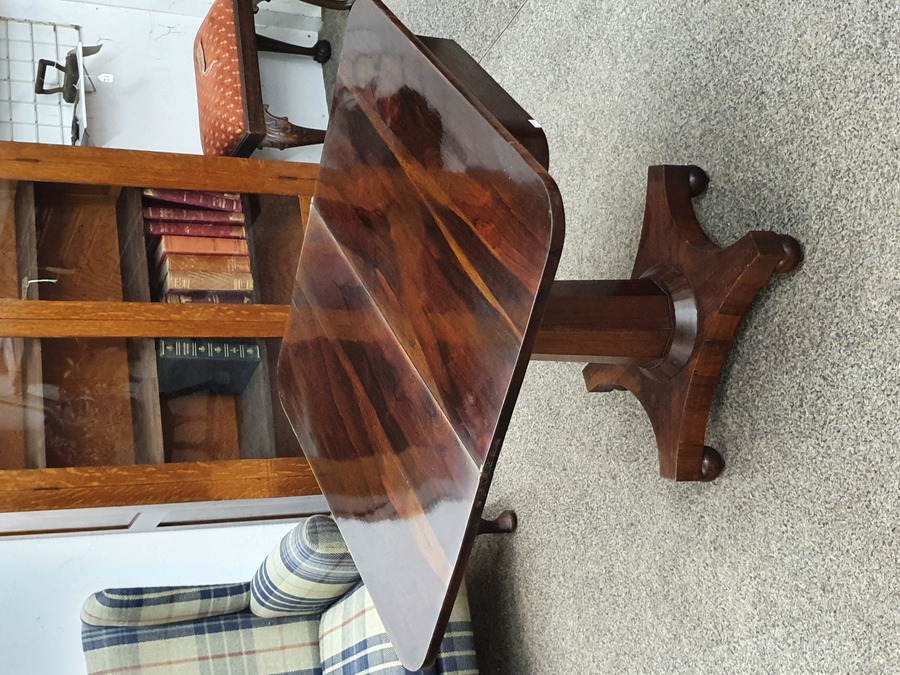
[143, 206, 245, 224]
[157, 339, 260, 360]
[142, 188, 243, 212]
[145, 221, 246, 239]
[162, 270, 254, 292]
[156, 338, 261, 395]
[162, 254, 252, 274]
[156, 235, 250, 261]
[164, 291, 254, 304]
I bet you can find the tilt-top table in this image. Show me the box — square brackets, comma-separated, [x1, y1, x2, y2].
[277, 0, 803, 668]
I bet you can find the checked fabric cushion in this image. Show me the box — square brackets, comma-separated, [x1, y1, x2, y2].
[82, 611, 322, 675]
[251, 514, 361, 618]
[80, 582, 250, 627]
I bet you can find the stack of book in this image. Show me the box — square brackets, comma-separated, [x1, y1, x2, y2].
[143, 188, 261, 397]
[143, 187, 253, 304]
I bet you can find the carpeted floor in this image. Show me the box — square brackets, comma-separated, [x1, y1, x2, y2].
[323, 2, 900, 673]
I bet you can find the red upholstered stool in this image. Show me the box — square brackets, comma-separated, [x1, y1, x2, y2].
[194, 0, 330, 156]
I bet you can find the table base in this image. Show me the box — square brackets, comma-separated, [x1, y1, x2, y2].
[582, 165, 803, 481]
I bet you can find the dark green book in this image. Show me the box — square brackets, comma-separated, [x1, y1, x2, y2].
[156, 339, 261, 395]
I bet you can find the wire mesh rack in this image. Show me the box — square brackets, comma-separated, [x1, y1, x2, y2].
[0, 16, 83, 145]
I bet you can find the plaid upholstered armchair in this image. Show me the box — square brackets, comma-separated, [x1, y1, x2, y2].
[80, 515, 478, 674]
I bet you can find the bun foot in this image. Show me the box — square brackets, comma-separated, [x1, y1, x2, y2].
[687, 165, 709, 197]
[700, 446, 724, 481]
[774, 234, 804, 274]
[478, 510, 517, 534]
[314, 39, 332, 64]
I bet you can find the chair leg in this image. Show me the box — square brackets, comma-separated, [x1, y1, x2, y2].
[299, 0, 355, 8]
[254, 0, 354, 11]
[256, 33, 332, 63]
[261, 105, 326, 150]
[478, 510, 517, 535]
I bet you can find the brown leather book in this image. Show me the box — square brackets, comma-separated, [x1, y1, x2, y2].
[143, 206, 245, 224]
[162, 269, 254, 293]
[145, 220, 246, 239]
[153, 235, 250, 263]
[141, 188, 243, 213]
[164, 290, 254, 304]
[162, 254, 252, 274]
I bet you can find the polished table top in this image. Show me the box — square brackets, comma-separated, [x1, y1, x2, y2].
[277, 0, 564, 668]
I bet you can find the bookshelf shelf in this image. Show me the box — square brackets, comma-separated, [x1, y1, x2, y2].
[0, 141, 322, 526]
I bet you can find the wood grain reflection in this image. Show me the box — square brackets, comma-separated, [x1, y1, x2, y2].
[278, 0, 563, 668]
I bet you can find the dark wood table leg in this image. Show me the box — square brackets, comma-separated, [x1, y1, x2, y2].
[478, 510, 518, 535]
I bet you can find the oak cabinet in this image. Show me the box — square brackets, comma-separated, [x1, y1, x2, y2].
[0, 141, 322, 525]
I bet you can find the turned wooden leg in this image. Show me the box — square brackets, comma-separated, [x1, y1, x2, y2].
[298, 0, 355, 9]
[478, 510, 517, 534]
[256, 33, 332, 63]
[255, 0, 354, 13]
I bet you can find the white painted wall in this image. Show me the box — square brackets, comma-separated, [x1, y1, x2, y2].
[0, 520, 299, 674]
[1, 0, 328, 160]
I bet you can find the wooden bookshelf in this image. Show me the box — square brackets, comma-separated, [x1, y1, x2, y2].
[0, 142, 322, 520]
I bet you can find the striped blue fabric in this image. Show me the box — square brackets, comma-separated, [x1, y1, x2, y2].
[82, 610, 323, 674]
[82, 609, 267, 651]
[81, 583, 250, 627]
[324, 631, 435, 675]
[319, 583, 479, 675]
[320, 626, 477, 675]
[251, 515, 360, 618]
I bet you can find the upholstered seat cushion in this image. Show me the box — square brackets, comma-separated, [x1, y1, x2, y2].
[81, 582, 250, 627]
[318, 583, 479, 675]
[194, 0, 249, 155]
[251, 514, 361, 618]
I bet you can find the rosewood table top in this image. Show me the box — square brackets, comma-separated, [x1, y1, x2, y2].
[277, 0, 564, 669]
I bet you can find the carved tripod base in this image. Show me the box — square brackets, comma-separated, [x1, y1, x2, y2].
[582, 165, 803, 481]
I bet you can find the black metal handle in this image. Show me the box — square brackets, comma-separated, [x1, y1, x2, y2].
[34, 58, 65, 96]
